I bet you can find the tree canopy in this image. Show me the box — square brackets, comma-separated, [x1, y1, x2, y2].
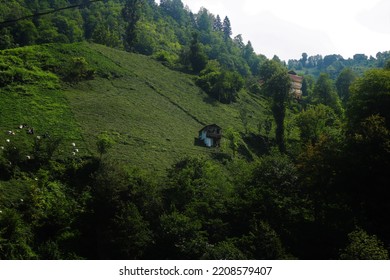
[1, 0, 390, 261]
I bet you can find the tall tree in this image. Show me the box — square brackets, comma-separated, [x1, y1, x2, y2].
[313, 73, 343, 115]
[336, 68, 356, 105]
[343, 67, 390, 245]
[353, 53, 368, 63]
[222, 16, 232, 39]
[160, 0, 185, 24]
[347, 68, 390, 131]
[122, 0, 142, 51]
[301, 75, 315, 97]
[300, 52, 308, 66]
[189, 32, 207, 73]
[242, 41, 254, 59]
[233, 34, 244, 49]
[196, 8, 212, 32]
[213, 15, 222, 32]
[259, 60, 291, 153]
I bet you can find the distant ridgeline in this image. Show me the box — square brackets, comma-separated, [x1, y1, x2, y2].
[288, 52, 390, 79]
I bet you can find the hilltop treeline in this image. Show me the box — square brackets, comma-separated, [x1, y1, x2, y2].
[0, 0, 262, 73]
[288, 52, 390, 79]
[1, 0, 267, 103]
[2, 0, 389, 103]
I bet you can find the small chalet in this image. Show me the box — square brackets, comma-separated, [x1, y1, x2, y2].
[288, 71, 303, 100]
[199, 124, 222, 147]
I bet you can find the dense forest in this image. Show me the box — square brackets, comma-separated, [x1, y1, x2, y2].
[1, 0, 390, 260]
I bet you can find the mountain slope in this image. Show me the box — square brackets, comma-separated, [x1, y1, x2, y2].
[0, 42, 269, 172]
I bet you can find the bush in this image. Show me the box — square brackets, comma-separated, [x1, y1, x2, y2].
[196, 61, 244, 104]
[340, 228, 389, 260]
[64, 57, 95, 82]
[0, 209, 36, 259]
[153, 50, 178, 67]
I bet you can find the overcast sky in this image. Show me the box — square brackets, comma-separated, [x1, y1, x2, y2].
[179, 0, 390, 61]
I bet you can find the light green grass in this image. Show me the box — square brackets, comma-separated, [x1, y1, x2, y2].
[1, 42, 270, 172]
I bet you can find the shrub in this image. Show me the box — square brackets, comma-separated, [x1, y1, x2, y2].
[340, 228, 389, 260]
[196, 61, 244, 104]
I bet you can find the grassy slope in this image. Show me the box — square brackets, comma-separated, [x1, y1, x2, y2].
[0, 42, 270, 172]
[0, 45, 83, 158]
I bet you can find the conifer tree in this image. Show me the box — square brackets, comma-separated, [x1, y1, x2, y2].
[259, 60, 291, 153]
[222, 16, 232, 39]
[189, 32, 207, 73]
[213, 15, 222, 32]
[122, 0, 142, 51]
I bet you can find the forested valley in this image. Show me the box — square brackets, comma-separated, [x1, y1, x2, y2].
[0, 0, 390, 260]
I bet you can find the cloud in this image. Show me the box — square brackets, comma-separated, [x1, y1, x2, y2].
[233, 11, 335, 60]
[181, 0, 338, 59]
[357, 0, 390, 34]
[181, 0, 390, 59]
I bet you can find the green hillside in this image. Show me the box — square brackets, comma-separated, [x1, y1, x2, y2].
[2, 0, 390, 262]
[0, 42, 269, 172]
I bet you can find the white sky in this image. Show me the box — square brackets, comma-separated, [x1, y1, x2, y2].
[179, 0, 390, 60]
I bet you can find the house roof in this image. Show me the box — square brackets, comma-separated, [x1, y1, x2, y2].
[289, 74, 303, 83]
[288, 70, 297, 75]
[199, 124, 222, 133]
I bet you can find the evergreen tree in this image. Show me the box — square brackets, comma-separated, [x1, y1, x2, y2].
[160, 0, 185, 24]
[242, 40, 254, 59]
[189, 32, 207, 73]
[213, 15, 223, 32]
[222, 16, 232, 39]
[259, 60, 291, 153]
[233, 34, 245, 49]
[122, 0, 142, 51]
[196, 8, 212, 32]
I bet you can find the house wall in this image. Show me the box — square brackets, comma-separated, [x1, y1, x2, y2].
[199, 125, 222, 147]
[204, 137, 213, 147]
[199, 131, 213, 147]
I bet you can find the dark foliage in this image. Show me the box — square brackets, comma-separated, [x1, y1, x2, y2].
[1, 0, 390, 261]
